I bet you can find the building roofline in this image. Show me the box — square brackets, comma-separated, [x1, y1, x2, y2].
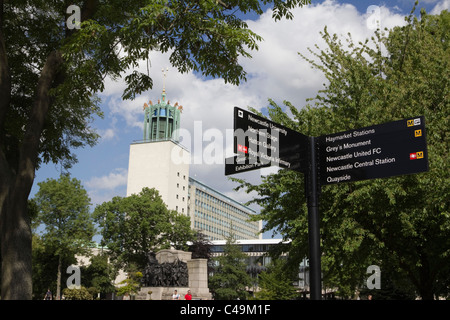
[130, 138, 190, 153]
[210, 238, 289, 245]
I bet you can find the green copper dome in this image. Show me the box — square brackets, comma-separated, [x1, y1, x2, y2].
[143, 89, 182, 142]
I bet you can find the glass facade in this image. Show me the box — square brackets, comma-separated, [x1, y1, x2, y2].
[188, 178, 261, 241]
[207, 240, 300, 285]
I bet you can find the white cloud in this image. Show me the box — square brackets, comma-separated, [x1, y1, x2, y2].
[431, 0, 450, 13]
[85, 168, 128, 191]
[94, 1, 409, 203]
[182, 1, 405, 187]
[98, 128, 116, 141]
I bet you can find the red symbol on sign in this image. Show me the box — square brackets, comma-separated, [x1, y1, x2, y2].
[238, 144, 248, 154]
[410, 153, 417, 160]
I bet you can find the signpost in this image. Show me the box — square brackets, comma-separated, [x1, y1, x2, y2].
[225, 107, 429, 300]
[318, 117, 428, 185]
[225, 107, 308, 175]
[224, 155, 271, 176]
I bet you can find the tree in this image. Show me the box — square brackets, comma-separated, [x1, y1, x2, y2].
[169, 211, 195, 252]
[0, 0, 310, 299]
[62, 286, 93, 300]
[233, 8, 449, 299]
[116, 271, 143, 298]
[82, 253, 116, 299]
[189, 232, 213, 260]
[33, 174, 95, 300]
[359, 266, 416, 300]
[31, 234, 77, 300]
[209, 234, 252, 300]
[253, 259, 298, 300]
[189, 232, 215, 274]
[94, 187, 195, 271]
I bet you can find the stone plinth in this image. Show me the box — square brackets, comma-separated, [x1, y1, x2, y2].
[187, 259, 211, 300]
[138, 287, 190, 300]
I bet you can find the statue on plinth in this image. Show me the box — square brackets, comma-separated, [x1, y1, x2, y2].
[142, 252, 188, 287]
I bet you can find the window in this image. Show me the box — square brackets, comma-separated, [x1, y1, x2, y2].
[151, 122, 157, 138]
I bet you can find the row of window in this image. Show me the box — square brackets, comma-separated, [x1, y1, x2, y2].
[211, 244, 275, 253]
[194, 221, 230, 237]
[194, 208, 258, 232]
[194, 221, 256, 241]
[194, 210, 257, 238]
[151, 108, 176, 118]
[194, 189, 254, 220]
[191, 185, 259, 240]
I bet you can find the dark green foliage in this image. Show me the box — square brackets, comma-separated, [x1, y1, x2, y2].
[94, 187, 195, 271]
[233, 9, 449, 299]
[82, 253, 116, 297]
[253, 259, 298, 300]
[209, 234, 252, 300]
[0, 0, 310, 299]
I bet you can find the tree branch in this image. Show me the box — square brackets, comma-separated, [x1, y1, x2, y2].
[17, 50, 63, 193]
[81, 0, 99, 21]
[216, 0, 232, 10]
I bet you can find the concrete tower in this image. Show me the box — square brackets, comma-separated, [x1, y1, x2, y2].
[126, 71, 190, 215]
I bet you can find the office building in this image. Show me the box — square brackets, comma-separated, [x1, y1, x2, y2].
[126, 86, 261, 240]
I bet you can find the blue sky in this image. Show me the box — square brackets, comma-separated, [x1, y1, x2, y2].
[30, 0, 449, 238]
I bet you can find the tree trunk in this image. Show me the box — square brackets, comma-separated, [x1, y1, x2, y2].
[0, 185, 32, 300]
[419, 286, 434, 300]
[0, 50, 63, 300]
[0, 0, 97, 299]
[56, 255, 62, 300]
[418, 253, 434, 300]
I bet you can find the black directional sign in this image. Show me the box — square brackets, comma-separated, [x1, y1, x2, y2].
[224, 108, 430, 300]
[224, 155, 272, 176]
[225, 107, 308, 175]
[317, 116, 429, 185]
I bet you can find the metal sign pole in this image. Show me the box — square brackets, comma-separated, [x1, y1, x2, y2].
[305, 136, 322, 300]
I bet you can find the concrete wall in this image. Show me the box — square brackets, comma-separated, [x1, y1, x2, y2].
[126, 140, 190, 215]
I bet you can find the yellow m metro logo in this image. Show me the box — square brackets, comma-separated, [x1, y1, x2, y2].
[416, 151, 424, 159]
[407, 120, 414, 127]
[415, 129, 422, 137]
